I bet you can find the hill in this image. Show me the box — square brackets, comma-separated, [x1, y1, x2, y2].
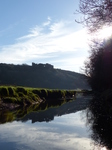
[0, 63, 89, 89]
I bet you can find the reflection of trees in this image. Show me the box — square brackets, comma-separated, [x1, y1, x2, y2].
[0, 98, 73, 124]
[0, 100, 62, 124]
[86, 91, 112, 149]
[0, 94, 90, 124]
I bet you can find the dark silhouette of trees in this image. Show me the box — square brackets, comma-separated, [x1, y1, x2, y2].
[0, 63, 89, 89]
[78, 0, 112, 32]
[86, 91, 112, 149]
[77, 0, 112, 90]
[85, 38, 112, 91]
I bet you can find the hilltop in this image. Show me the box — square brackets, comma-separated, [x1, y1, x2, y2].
[0, 63, 89, 89]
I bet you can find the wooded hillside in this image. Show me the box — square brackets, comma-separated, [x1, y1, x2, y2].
[0, 63, 89, 89]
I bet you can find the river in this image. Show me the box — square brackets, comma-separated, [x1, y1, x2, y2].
[0, 94, 104, 150]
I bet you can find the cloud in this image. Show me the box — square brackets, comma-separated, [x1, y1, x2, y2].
[43, 16, 51, 26]
[0, 18, 89, 72]
[17, 26, 43, 40]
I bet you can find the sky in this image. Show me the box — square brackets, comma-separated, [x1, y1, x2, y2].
[0, 0, 111, 73]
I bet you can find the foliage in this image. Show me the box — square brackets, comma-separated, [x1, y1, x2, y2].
[0, 87, 9, 97]
[8, 87, 15, 96]
[16, 87, 27, 95]
[3, 97, 17, 103]
[84, 38, 112, 91]
[77, 0, 112, 32]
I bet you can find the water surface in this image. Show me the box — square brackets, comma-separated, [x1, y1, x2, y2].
[0, 95, 95, 150]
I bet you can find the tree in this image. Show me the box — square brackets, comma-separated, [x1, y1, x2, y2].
[78, 0, 112, 32]
[85, 38, 112, 91]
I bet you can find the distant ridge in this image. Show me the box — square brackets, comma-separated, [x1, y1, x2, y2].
[0, 63, 89, 89]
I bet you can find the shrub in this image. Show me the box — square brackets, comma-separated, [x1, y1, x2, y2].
[3, 97, 17, 103]
[8, 87, 15, 96]
[16, 87, 27, 95]
[0, 87, 9, 97]
[32, 89, 41, 97]
[47, 90, 64, 99]
[84, 38, 112, 91]
[40, 89, 48, 98]
[18, 92, 24, 97]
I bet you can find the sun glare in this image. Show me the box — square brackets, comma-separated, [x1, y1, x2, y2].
[101, 147, 107, 150]
[89, 26, 112, 44]
[99, 26, 112, 39]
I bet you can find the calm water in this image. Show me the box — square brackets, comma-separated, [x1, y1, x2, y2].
[0, 95, 103, 150]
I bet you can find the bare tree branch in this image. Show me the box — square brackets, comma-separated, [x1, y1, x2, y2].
[77, 0, 112, 32]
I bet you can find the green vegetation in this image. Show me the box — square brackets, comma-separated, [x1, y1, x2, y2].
[0, 86, 40, 105]
[0, 86, 76, 108]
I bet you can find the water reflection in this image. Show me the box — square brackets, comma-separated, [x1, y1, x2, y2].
[0, 95, 90, 124]
[0, 112, 92, 150]
[22, 95, 91, 123]
[0, 95, 93, 150]
[86, 91, 112, 150]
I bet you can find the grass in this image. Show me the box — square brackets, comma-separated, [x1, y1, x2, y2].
[0, 86, 77, 106]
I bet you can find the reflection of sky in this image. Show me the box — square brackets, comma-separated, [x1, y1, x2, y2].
[0, 111, 93, 150]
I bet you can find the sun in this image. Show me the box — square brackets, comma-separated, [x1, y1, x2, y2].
[101, 147, 107, 150]
[90, 26, 112, 43]
[99, 26, 112, 39]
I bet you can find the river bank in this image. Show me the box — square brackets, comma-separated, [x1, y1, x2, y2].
[0, 86, 81, 110]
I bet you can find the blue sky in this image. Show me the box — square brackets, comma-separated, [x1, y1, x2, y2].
[0, 0, 92, 72]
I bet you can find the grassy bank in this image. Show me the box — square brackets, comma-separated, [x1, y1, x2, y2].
[0, 86, 76, 107]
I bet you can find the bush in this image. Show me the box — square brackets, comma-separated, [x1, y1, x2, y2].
[18, 92, 24, 97]
[0, 87, 9, 97]
[3, 97, 17, 103]
[16, 87, 27, 95]
[32, 89, 41, 97]
[8, 87, 15, 96]
[28, 91, 40, 101]
[84, 38, 112, 91]
[47, 90, 64, 99]
[40, 89, 48, 98]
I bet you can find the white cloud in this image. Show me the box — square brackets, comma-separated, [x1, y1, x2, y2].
[47, 16, 51, 21]
[43, 16, 51, 26]
[0, 18, 89, 72]
[17, 26, 43, 40]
